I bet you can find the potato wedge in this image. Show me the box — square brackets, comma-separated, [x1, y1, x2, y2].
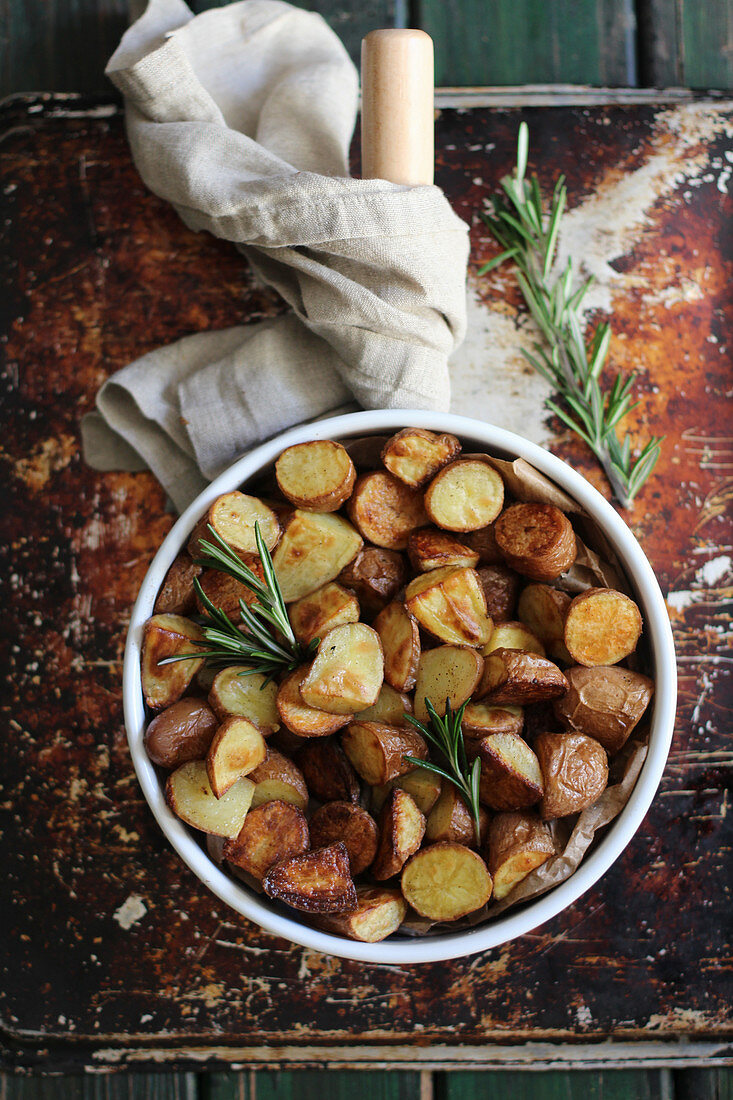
[294, 738, 361, 804]
[206, 716, 267, 798]
[205, 491, 281, 555]
[347, 471, 428, 550]
[154, 554, 201, 616]
[381, 428, 461, 488]
[424, 459, 504, 532]
[405, 566, 493, 647]
[276, 667, 352, 737]
[309, 801, 379, 875]
[372, 789, 426, 880]
[288, 583, 360, 646]
[165, 760, 254, 838]
[486, 812, 555, 900]
[482, 621, 545, 658]
[339, 547, 405, 617]
[462, 702, 524, 740]
[208, 665, 280, 734]
[196, 559, 265, 618]
[517, 583, 571, 646]
[553, 665, 654, 754]
[474, 731, 544, 811]
[425, 784, 488, 848]
[373, 601, 420, 692]
[341, 721, 427, 785]
[456, 524, 503, 565]
[401, 842, 492, 921]
[273, 511, 363, 602]
[478, 647, 568, 705]
[223, 800, 309, 880]
[263, 842, 357, 914]
[413, 645, 484, 724]
[249, 749, 309, 811]
[494, 502, 576, 581]
[275, 439, 355, 512]
[355, 683, 413, 726]
[563, 587, 643, 666]
[315, 885, 408, 942]
[300, 623, 384, 715]
[407, 528, 480, 572]
[477, 565, 520, 623]
[371, 768, 442, 817]
[141, 614, 204, 710]
[144, 697, 219, 769]
[535, 732, 609, 819]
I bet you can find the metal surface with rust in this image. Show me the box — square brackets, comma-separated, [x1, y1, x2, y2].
[0, 92, 731, 1070]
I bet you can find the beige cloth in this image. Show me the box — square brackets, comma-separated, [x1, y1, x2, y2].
[81, 0, 469, 511]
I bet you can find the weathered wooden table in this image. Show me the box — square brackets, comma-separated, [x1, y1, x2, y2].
[1, 90, 731, 1078]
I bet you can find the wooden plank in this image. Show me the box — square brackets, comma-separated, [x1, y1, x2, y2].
[675, 1068, 733, 1100]
[637, 0, 733, 89]
[201, 1072, 426, 1100]
[418, 0, 637, 86]
[0, 1076, 198, 1099]
[435, 1069, 672, 1099]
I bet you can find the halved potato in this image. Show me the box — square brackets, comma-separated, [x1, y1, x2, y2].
[373, 601, 420, 692]
[424, 459, 504, 532]
[223, 800, 309, 880]
[425, 784, 488, 848]
[517, 583, 571, 646]
[288, 582, 360, 646]
[294, 737, 361, 804]
[275, 439, 355, 512]
[339, 547, 405, 616]
[276, 667, 352, 737]
[154, 554, 201, 616]
[477, 565, 520, 623]
[462, 702, 524, 740]
[299, 623, 384, 715]
[486, 812, 555, 900]
[381, 428, 461, 488]
[315, 885, 408, 942]
[535, 731, 609, 820]
[341, 721, 427, 785]
[204, 491, 281, 555]
[478, 647, 568, 704]
[371, 767, 443, 818]
[249, 749, 308, 811]
[553, 665, 654, 754]
[165, 760, 254, 838]
[263, 843, 357, 914]
[413, 645, 484, 724]
[309, 802, 379, 875]
[474, 731, 544, 811]
[355, 684, 412, 726]
[144, 697, 219, 770]
[141, 614, 204, 710]
[372, 789, 426, 880]
[405, 566, 493, 647]
[401, 842, 492, 921]
[273, 511, 363, 602]
[563, 588, 643, 666]
[494, 502, 576, 581]
[482, 621, 546, 658]
[407, 528, 480, 572]
[347, 471, 429, 550]
[208, 665, 280, 733]
[206, 716, 267, 798]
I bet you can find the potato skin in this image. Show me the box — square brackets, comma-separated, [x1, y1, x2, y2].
[141, 614, 204, 710]
[144, 697, 219, 769]
[495, 503, 576, 581]
[477, 565, 520, 623]
[425, 784, 488, 848]
[263, 843, 357, 914]
[276, 667, 351, 738]
[474, 731, 544, 812]
[154, 554, 201, 616]
[478, 647, 568, 704]
[294, 738, 361, 804]
[309, 802, 379, 875]
[223, 800, 309, 880]
[535, 731, 609, 820]
[486, 812, 555, 899]
[553, 665, 654, 754]
[347, 471, 429, 550]
[339, 547, 405, 617]
[381, 428, 461, 488]
[314, 885, 408, 942]
[372, 788, 426, 880]
[341, 721, 428, 786]
[196, 559, 265, 618]
[563, 588, 643, 667]
[249, 749, 309, 811]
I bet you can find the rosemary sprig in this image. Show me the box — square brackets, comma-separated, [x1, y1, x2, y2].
[479, 121, 663, 508]
[403, 698, 482, 845]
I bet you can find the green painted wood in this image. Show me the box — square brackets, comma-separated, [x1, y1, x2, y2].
[675, 1068, 733, 1100]
[201, 1072, 252, 1100]
[637, 0, 682, 85]
[637, 0, 733, 89]
[0, 1075, 198, 1099]
[434, 1069, 672, 1100]
[202, 1072, 424, 1100]
[417, 0, 637, 86]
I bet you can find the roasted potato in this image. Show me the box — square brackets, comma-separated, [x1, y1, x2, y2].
[517, 583, 571, 647]
[196, 558, 265, 618]
[209, 665, 280, 733]
[299, 623, 384, 715]
[249, 749, 309, 811]
[275, 439, 355, 512]
[144, 697, 219, 769]
[263, 842, 357, 914]
[405, 566, 493, 647]
[535, 731, 609, 820]
[413, 644, 484, 724]
[341, 721, 427, 785]
[165, 760, 255, 838]
[223, 800, 309, 880]
[486, 812, 555, 899]
[478, 647, 568, 705]
[273, 510, 363, 602]
[494, 503, 576, 581]
[339, 547, 405, 616]
[381, 427, 461, 488]
[407, 528, 480, 572]
[563, 587, 643, 666]
[424, 459, 504, 532]
[276, 667, 352, 737]
[141, 614, 204, 710]
[373, 601, 420, 692]
[372, 789, 426, 880]
[206, 716, 267, 798]
[154, 554, 201, 616]
[309, 801, 379, 875]
[425, 784, 488, 847]
[473, 731, 544, 811]
[401, 842, 492, 921]
[371, 766, 442, 817]
[355, 683, 413, 726]
[347, 471, 429, 550]
[462, 702, 524, 740]
[315, 885, 407, 942]
[201, 491, 281, 556]
[294, 738, 361, 804]
[477, 564, 520, 623]
[553, 665, 654, 754]
[288, 582, 360, 646]
[456, 524, 503, 565]
[482, 621, 545, 658]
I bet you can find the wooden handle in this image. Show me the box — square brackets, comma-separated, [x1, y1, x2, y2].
[360, 28, 434, 186]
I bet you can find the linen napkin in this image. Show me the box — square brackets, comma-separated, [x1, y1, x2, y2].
[81, 0, 470, 511]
